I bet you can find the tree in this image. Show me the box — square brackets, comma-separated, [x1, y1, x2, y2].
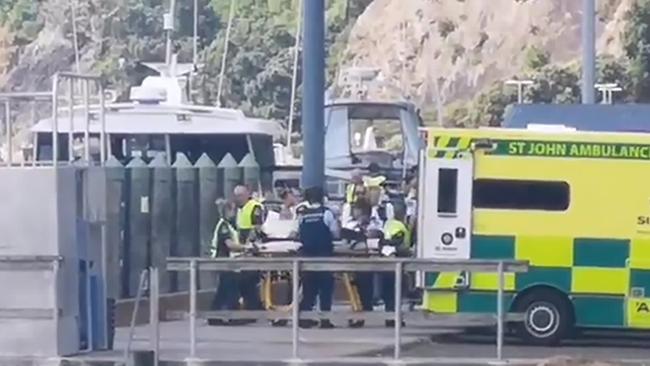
[524, 64, 581, 104]
[524, 45, 550, 71]
[622, 0, 650, 101]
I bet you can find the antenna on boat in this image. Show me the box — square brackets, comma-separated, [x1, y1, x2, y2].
[216, 0, 236, 107]
[164, 0, 177, 75]
[70, 0, 81, 73]
[286, 0, 303, 151]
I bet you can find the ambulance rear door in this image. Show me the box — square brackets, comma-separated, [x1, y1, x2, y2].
[417, 146, 473, 261]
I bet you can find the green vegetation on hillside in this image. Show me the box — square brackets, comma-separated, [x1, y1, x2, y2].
[0, 0, 370, 135]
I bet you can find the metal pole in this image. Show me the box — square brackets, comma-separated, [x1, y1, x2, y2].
[301, 0, 325, 188]
[68, 78, 75, 162]
[150, 268, 160, 366]
[291, 259, 300, 360]
[100, 223, 109, 350]
[193, 0, 198, 69]
[394, 261, 403, 360]
[581, 0, 596, 104]
[189, 260, 197, 358]
[83, 79, 90, 163]
[496, 261, 504, 361]
[216, 0, 235, 107]
[4, 100, 11, 165]
[165, 0, 176, 70]
[287, 0, 303, 149]
[125, 271, 148, 362]
[70, 0, 81, 73]
[99, 84, 107, 164]
[517, 84, 523, 104]
[52, 74, 59, 167]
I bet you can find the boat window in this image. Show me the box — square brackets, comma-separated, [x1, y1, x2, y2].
[349, 118, 403, 155]
[473, 179, 570, 211]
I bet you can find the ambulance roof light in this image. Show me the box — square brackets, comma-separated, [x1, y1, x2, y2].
[526, 124, 577, 132]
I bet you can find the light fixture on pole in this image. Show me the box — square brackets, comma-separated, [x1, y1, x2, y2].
[505, 80, 534, 104]
[595, 83, 622, 104]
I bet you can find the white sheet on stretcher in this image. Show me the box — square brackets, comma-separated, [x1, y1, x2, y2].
[262, 210, 297, 238]
[259, 211, 302, 253]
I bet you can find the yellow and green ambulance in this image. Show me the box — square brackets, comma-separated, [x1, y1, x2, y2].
[417, 126, 650, 345]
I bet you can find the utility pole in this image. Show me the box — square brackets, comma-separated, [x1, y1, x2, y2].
[301, 0, 325, 189]
[505, 80, 534, 104]
[582, 0, 596, 104]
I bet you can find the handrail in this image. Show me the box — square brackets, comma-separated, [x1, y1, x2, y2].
[164, 256, 529, 362]
[167, 257, 528, 273]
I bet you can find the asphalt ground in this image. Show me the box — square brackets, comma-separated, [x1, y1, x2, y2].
[361, 329, 650, 365]
[105, 321, 650, 365]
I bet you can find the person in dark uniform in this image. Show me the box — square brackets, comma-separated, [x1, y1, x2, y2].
[297, 186, 339, 329]
[233, 185, 265, 312]
[208, 199, 245, 326]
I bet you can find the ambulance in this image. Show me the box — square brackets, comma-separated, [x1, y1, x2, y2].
[417, 126, 650, 345]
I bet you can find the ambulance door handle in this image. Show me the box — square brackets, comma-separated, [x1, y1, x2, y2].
[455, 227, 466, 239]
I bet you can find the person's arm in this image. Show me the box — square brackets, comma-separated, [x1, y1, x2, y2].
[324, 209, 340, 239]
[385, 203, 395, 221]
[249, 205, 267, 242]
[251, 205, 265, 228]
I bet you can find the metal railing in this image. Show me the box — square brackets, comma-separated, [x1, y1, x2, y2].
[165, 257, 529, 363]
[124, 267, 160, 366]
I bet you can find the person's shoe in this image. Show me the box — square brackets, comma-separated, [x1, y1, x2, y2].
[271, 319, 288, 327]
[299, 319, 317, 328]
[348, 319, 365, 328]
[207, 318, 228, 326]
[385, 320, 405, 328]
[319, 319, 335, 329]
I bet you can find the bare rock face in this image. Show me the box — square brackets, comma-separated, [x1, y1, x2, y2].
[340, 0, 626, 105]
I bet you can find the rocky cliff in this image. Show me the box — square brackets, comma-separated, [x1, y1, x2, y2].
[0, 0, 641, 158]
[340, 0, 630, 106]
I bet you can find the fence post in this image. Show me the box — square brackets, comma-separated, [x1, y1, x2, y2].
[291, 258, 300, 360]
[149, 267, 160, 366]
[189, 259, 198, 359]
[496, 261, 504, 361]
[394, 261, 403, 360]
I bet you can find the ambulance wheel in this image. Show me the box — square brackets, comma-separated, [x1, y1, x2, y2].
[513, 289, 573, 346]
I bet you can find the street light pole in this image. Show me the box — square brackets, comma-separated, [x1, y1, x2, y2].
[505, 80, 534, 104]
[582, 0, 596, 104]
[301, 0, 325, 189]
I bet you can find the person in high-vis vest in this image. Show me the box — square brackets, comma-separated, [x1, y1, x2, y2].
[233, 185, 265, 312]
[379, 203, 411, 327]
[208, 199, 246, 326]
[346, 169, 364, 204]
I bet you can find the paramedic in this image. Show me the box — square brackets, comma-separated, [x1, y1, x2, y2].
[208, 199, 245, 325]
[233, 185, 265, 311]
[346, 169, 364, 204]
[380, 203, 411, 327]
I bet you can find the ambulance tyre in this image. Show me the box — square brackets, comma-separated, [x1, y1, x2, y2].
[514, 288, 573, 346]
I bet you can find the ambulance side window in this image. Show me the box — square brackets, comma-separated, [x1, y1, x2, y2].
[438, 168, 458, 214]
[473, 179, 569, 211]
